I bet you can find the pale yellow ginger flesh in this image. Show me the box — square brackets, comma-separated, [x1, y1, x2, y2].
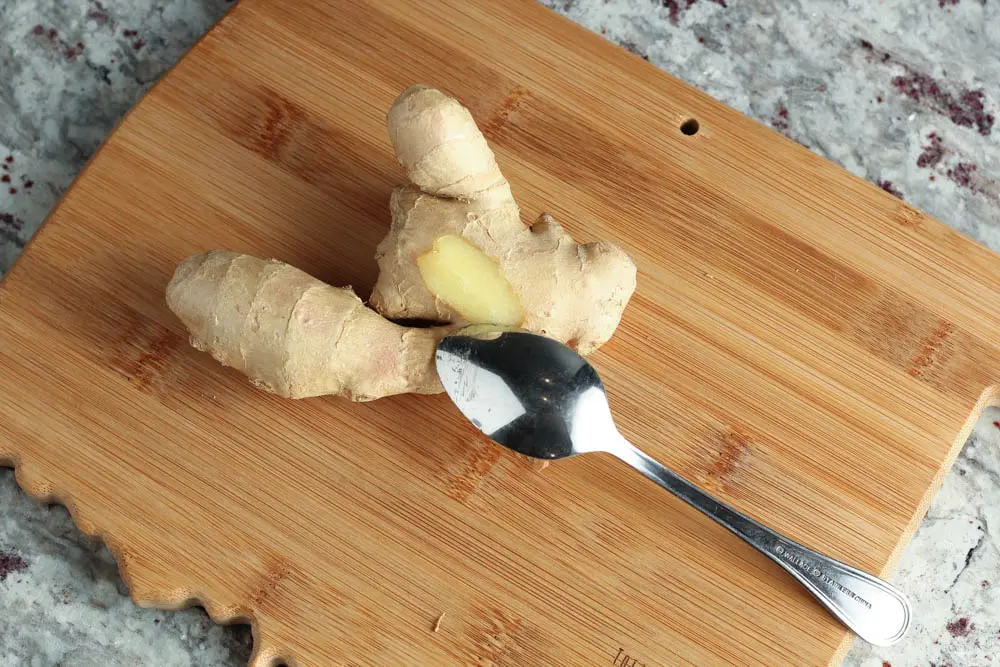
[166, 251, 444, 401]
[416, 234, 523, 326]
[372, 84, 637, 355]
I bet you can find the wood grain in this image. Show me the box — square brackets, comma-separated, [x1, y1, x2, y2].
[2, 1, 999, 664]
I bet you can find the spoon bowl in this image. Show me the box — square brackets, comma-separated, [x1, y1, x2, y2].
[435, 324, 614, 459]
[436, 325, 912, 647]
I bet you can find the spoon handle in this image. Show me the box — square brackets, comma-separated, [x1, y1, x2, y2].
[613, 442, 911, 646]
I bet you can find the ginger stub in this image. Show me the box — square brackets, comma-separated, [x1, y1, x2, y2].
[166, 85, 636, 401]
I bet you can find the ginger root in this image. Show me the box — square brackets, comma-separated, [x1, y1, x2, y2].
[166, 85, 636, 401]
[371, 85, 636, 355]
[166, 251, 443, 400]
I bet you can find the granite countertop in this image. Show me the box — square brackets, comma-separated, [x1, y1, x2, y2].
[1, 0, 998, 664]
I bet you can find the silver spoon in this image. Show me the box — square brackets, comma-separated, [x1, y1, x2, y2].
[435, 325, 911, 646]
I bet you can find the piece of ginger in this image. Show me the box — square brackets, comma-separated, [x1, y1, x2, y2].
[371, 85, 636, 355]
[166, 85, 637, 401]
[166, 251, 443, 401]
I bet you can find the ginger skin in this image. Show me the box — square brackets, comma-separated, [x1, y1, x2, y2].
[166, 251, 443, 401]
[371, 85, 636, 355]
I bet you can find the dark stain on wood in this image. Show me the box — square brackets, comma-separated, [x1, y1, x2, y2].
[465, 609, 536, 667]
[447, 437, 503, 503]
[480, 87, 532, 142]
[247, 556, 292, 611]
[908, 320, 953, 378]
[702, 425, 753, 491]
[255, 95, 306, 161]
[109, 307, 182, 394]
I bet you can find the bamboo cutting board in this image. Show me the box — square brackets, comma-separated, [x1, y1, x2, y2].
[2, 1, 999, 664]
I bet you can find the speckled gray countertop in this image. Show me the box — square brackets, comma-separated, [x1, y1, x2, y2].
[1, 1, 999, 665]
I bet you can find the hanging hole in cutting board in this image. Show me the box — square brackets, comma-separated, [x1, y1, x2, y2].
[680, 118, 700, 135]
